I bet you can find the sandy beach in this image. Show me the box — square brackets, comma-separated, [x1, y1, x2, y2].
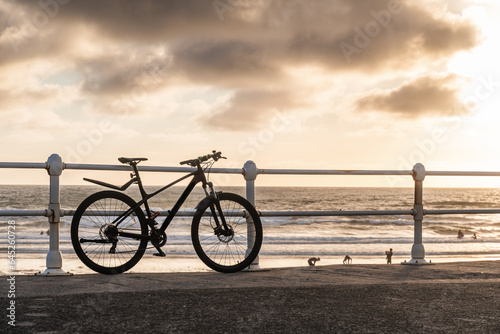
[2, 260, 500, 333]
[3, 252, 500, 276]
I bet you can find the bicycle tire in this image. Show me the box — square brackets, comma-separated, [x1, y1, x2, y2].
[71, 191, 148, 274]
[191, 192, 263, 273]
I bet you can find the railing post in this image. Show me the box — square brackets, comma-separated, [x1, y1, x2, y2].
[37, 154, 72, 276]
[243, 161, 258, 205]
[403, 163, 430, 265]
[243, 160, 259, 267]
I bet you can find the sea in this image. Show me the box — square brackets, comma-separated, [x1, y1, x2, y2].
[1, 185, 500, 271]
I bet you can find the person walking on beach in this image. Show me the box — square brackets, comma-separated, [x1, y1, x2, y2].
[457, 230, 464, 239]
[385, 248, 393, 264]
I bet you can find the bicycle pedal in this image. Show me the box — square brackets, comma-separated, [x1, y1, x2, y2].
[153, 252, 166, 257]
[153, 253, 165, 257]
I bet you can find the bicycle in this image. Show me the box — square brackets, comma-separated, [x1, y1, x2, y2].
[70, 151, 263, 274]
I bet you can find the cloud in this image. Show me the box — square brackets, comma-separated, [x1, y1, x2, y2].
[0, 0, 483, 130]
[7, 1, 480, 73]
[77, 50, 171, 97]
[0, 66, 80, 113]
[171, 39, 282, 88]
[201, 90, 301, 130]
[13, 0, 254, 41]
[0, 86, 60, 110]
[355, 74, 466, 117]
[0, 0, 78, 65]
[285, 1, 480, 70]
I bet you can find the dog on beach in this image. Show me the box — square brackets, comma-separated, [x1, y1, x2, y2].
[308, 257, 320, 266]
[343, 255, 352, 264]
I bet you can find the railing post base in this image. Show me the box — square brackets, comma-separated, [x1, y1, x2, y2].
[401, 259, 432, 265]
[244, 264, 263, 271]
[402, 243, 433, 264]
[411, 243, 425, 258]
[36, 268, 73, 276]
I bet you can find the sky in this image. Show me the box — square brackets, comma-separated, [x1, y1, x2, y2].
[1, 0, 500, 187]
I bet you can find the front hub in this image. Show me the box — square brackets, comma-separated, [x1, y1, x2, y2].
[216, 226, 234, 243]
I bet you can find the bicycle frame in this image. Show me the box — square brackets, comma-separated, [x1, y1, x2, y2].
[132, 163, 209, 230]
[93, 162, 227, 241]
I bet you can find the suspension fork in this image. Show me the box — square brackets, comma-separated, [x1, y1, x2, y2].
[205, 183, 231, 235]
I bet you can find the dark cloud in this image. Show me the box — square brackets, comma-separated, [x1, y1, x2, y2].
[355, 75, 465, 117]
[14, 0, 258, 41]
[421, 19, 479, 55]
[7, 0, 480, 72]
[76, 56, 173, 115]
[285, 1, 479, 70]
[202, 90, 300, 130]
[78, 52, 170, 97]
[171, 39, 282, 88]
[1, 1, 483, 129]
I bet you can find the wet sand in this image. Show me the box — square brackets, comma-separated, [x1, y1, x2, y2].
[2, 261, 500, 333]
[3, 252, 500, 275]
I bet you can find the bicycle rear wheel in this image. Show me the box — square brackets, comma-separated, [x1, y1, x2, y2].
[191, 192, 263, 273]
[71, 191, 148, 274]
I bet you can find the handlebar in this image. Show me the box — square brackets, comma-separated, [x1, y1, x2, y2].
[179, 150, 225, 167]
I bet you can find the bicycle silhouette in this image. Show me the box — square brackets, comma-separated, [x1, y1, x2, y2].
[71, 151, 262, 274]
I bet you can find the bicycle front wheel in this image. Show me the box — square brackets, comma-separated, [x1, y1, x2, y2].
[191, 192, 263, 273]
[71, 191, 148, 274]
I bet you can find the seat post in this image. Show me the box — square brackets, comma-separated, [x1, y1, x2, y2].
[130, 162, 151, 215]
[130, 162, 142, 187]
[130, 162, 139, 175]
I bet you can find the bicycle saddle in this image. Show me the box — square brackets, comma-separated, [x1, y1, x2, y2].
[118, 157, 148, 164]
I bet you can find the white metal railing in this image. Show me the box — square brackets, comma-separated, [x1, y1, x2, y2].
[3, 154, 500, 275]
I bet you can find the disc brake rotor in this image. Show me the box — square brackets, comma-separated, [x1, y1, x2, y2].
[217, 226, 234, 243]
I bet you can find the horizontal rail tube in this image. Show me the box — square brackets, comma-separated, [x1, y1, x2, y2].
[426, 171, 500, 177]
[0, 210, 49, 216]
[258, 169, 500, 177]
[5, 208, 500, 218]
[6, 208, 500, 218]
[64, 163, 243, 174]
[257, 169, 412, 176]
[0, 162, 47, 169]
[425, 209, 500, 215]
[64, 209, 414, 217]
[0, 209, 415, 218]
[3, 161, 500, 177]
[259, 210, 414, 217]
